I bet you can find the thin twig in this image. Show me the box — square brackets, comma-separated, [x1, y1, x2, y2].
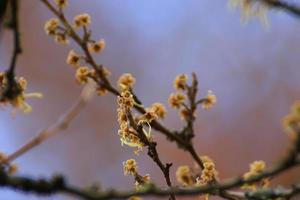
[0, 81, 96, 165]
[259, 0, 300, 18]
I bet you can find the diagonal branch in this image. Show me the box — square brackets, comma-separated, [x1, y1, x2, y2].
[0, 81, 96, 165]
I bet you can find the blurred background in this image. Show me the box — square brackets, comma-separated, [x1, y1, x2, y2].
[0, 0, 300, 199]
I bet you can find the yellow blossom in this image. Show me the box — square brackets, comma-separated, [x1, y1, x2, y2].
[168, 93, 186, 109]
[138, 108, 158, 124]
[150, 103, 167, 119]
[197, 156, 218, 185]
[0, 75, 42, 113]
[96, 86, 107, 96]
[242, 160, 267, 190]
[54, 33, 69, 45]
[123, 159, 138, 176]
[88, 39, 105, 53]
[55, 0, 68, 9]
[202, 90, 217, 110]
[44, 18, 59, 36]
[66, 50, 81, 67]
[75, 66, 90, 84]
[228, 0, 269, 25]
[74, 13, 91, 28]
[118, 73, 136, 90]
[174, 74, 188, 90]
[176, 165, 194, 186]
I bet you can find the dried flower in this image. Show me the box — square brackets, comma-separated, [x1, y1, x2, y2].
[176, 165, 194, 186]
[88, 39, 105, 53]
[138, 108, 158, 124]
[179, 108, 190, 121]
[118, 73, 136, 90]
[66, 50, 81, 67]
[242, 160, 267, 190]
[200, 159, 218, 184]
[168, 93, 186, 109]
[174, 74, 188, 90]
[75, 66, 90, 84]
[54, 33, 69, 45]
[74, 13, 91, 28]
[123, 159, 138, 176]
[282, 101, 300, 140]
[201, 90, 217, 110]
[0, 75, 42, 113]
[150, 103, 167, 119]
[55, 0, 68, 9]
[44, 18, 59, 35]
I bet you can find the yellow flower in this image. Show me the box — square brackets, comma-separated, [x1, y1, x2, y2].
[168, 93, 186, 109]
[174, 74, 188, 90]
[55, 0, 68, 9]
[54, 33, 69, 45]
[202, 90, 217, 110]
[197, 156, 218, 185]
[74, 13, 91, 28]
[44, 18, 59, 36]
[150, 103, 167, 119]
[123, 159, 138, 176]
[228, 0, 269, 26]
[242, 160, 267, 190]
[66, 50, 81, 67]
[75, 66, 90, 84]
[88, 39, 105, 53]
[176, 165, 194, 186]
[138, 108, 158, 124]
[118, 73, 136, 90]
[0, 75, 43, 113]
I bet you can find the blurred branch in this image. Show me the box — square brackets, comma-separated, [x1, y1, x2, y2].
[1, 0, 22, 101]
[0, 82, 96, 165]
[259, 0, 300, 17]
[0, 146, 299, 200]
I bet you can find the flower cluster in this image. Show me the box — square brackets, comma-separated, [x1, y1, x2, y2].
[117, 90, 145, 149]
[168, 74, 217, 121]
[229, 0, 269, 25]
[123, 159, 150, 193]
[118, 73, 136, 91]
[44, 16, 69, 45]
[197, 156, 218, 185]
[242, 160, 269, 190]
[0, 72, 42, 113]
[175, 165, 195, 186]
[201, 90, 217, 110]
[283, 101, 300, 140]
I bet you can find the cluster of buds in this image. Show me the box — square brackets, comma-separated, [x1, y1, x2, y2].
[175, 165, 195, 186]
[123, 159, 150, 191]
[283, 101, 300, 140]
[44, 1, 107, 95]
[0, 72, 42, 113]
[242, 160, 269, 190]
[197, 156, 219, 185]
[116, 74, 167, 152]
[169, 74, 217, 121]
